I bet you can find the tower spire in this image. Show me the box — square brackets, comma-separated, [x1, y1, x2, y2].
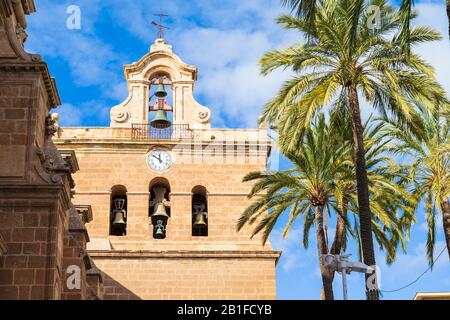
[151, 13, 169, 39]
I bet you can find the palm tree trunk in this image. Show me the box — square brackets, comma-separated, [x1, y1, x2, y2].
[447, 0, 450, 39]
[347, 85, 379, 300]
[440, 196, 450, 259]
[326, 209, 347, 297]
[315, 205, 334, 300]
[331, 211, 346, 255]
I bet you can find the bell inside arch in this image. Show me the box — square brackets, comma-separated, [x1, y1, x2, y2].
[112, 197, 127, 228]
[154, 83, 168, 98]
[154, 220, 165, 239]
[193, 212, 207, 229]
[150, 110, 171, 128]
[112, 210, 126, 227]
[151, 202, 170, 222]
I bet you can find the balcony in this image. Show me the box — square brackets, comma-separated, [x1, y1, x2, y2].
[131, 123, 196, 140]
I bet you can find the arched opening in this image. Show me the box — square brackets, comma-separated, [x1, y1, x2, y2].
[149, 178, 171, 239]
[192, 186, 208, 237]
[110, 185, 127, 236]
[148, 74, 173, 133]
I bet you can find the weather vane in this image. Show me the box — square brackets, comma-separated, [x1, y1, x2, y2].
[151, 13, 169, 39]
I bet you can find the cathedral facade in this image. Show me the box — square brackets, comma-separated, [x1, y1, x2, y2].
[0, 1, 280, 300]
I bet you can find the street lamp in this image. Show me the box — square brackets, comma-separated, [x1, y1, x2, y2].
[322, 254, 375, 300]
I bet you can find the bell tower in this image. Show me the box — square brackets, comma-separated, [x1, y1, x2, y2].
[110, 38, 211, 129]
[53, 31, 280, 300]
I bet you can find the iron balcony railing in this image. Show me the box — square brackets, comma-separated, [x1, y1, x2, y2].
[131, 123, 196, 140]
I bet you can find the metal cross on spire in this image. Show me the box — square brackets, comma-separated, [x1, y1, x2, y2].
[151, 13, 170, 39]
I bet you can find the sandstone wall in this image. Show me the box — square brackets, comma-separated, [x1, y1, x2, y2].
[93, 254, 277, 300]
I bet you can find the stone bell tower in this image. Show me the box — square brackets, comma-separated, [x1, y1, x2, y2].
[53, 35, 281, 300]
[110, 39, 211, 129]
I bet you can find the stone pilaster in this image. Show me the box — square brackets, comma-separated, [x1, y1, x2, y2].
[0, 0, 86, 300]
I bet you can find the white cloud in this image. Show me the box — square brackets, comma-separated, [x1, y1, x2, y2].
[377, 241, 449, 295]
[56, 103, 83, 126]
[270, 226, 306, 272]
[56, 101, 110, 127]
[25, 1, 127, 95]
[413, 3, 450, 95]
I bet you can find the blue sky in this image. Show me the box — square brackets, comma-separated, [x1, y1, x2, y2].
[25, 1, 450, 300]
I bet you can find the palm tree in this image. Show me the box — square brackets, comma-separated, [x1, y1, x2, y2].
[283, 0, 450, 50]
[260, 0, 447, 299]
[382, 105, 450, 265]
[238, 115, 414, 299]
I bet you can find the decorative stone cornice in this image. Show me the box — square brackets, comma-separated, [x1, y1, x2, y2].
[0, 62, 61, 109]
[59, 150, 80, 174]
[124, 38, 198, 81]
[75, 205, 93, 224]
[10, 1, 36, 24]
[0, 184, 72, 203]
[89, 250, 282, 263]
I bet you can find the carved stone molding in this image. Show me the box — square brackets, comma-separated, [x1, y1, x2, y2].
[45, 115, 57, 137]
[0, 0, 37, 61]
[59, 150, 80, 174]
[111, 110, 129, 123]
[195, 108, 211, 124]
[35, 116, 73, 187]
[75, 205, 93, 224]
[15, 22, 27, 43]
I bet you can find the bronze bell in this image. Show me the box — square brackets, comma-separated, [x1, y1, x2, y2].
[193, 212, 207, 229]
[151, 203, 169, 239]
[112, 210, 126, 227]
[154, 221, 165, 239]
[154, 83, 168, 98]
[151, 203, 169, 221]
[150, 110, 171, 129]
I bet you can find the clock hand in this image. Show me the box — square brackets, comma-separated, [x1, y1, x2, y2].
[152, 155, 161, 163]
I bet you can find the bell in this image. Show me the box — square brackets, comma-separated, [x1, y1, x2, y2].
[150, 110, 171, 128]
[154, 221, 165, 239]
[112, 210, 126, 227]
[193, 212, 207, 229]
[151, 203, 169, 223]
[154, 83, 168, 98]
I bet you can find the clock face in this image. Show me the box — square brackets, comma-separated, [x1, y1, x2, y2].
[147, 149, 173, 172]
